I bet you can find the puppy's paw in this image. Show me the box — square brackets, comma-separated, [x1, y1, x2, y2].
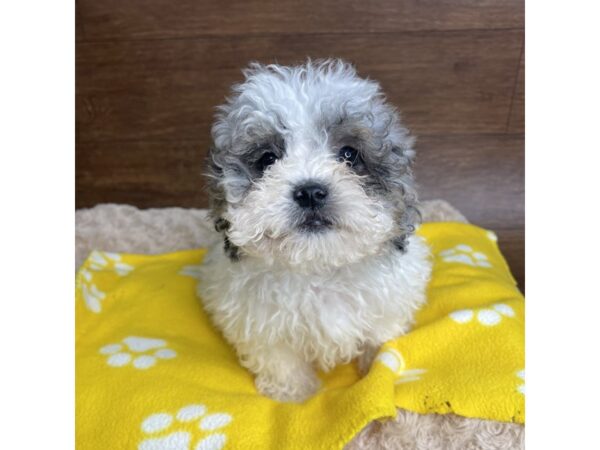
[255, 367, 320, 403]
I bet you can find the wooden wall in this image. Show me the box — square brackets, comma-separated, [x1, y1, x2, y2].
[76, 0, 524, 289]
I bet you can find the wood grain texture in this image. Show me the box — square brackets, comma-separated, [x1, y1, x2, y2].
[76, 0, 85, 41]
[495, 228, 524, 292]
[416, 134, 524, 229]
[78, 0, 524, 41]
[76, 30, 523, 142]
[507, 49, 524, 132]
[76, 140, 207, 208]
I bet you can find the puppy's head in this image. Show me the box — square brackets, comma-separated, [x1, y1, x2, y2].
[207, 60, 419, 269]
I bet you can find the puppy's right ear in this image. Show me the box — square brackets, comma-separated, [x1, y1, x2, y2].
[205, 146, 241, 261]
[205, 145, 227, 223]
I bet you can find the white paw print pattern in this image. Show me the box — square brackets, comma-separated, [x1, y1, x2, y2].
[516, 369, 525, 395]
[439, 244, 492, 268]
[449, 303, 515, 326]
[179, 265, 204, 281]
[79, 251, 135, 313]
[100, 336, 177, 370]
[376, 349, 427, 385]
[139, 404, 233, 450]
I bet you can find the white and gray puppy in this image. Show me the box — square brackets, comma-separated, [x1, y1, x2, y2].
[198, 59, 431, 402]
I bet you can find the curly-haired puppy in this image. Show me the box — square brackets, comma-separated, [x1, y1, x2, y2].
[198, 60, 431, 402]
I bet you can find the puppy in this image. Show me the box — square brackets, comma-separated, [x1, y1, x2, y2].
[198, 60, 431, 402]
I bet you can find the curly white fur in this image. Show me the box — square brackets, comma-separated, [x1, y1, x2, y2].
[199, 235, 430, 400]
[199, 60, 432, 402]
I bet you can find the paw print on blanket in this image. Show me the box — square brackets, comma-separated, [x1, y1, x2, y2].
[449, 303, 515, 326]
[138, 404, 233, 450]
[78, 251, 135, 313]
[99, 336, 177, 370]
[439, 244, 492, 268]
[516, 369, 525, 395]
[376, 349, 427, 385]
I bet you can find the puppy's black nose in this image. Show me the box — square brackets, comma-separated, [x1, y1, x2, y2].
[293, 183, 328, 209]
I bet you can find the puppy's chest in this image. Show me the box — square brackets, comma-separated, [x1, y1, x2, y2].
[235, 262, 405, 332]
[200, 244, 426, 351]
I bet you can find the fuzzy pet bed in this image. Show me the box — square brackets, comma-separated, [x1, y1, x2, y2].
[76, 200, 524, 449]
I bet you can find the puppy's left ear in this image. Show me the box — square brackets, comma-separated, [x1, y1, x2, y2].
[390, 142, 421, 253]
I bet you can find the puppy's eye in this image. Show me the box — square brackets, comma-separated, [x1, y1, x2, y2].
[338, 146, 360, 166]
[255, 151, 278, 173]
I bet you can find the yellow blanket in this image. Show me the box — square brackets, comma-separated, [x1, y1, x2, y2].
[76, 223, 524, 450]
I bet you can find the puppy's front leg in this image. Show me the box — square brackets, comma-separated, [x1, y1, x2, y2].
[250, 345, 320, 403]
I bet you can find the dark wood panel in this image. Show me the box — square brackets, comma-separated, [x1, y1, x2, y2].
[416, 133, 524, 229]
[76, 140, 207, 208]
[76, 0, 85, 41]
[76, 30, 522, 142]
[507, 49, 524, 133]
[495, 228, 524, 293]
[78, 0, 524, 41]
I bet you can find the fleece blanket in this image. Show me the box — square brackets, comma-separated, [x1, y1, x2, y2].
[76, 222, 524, 450]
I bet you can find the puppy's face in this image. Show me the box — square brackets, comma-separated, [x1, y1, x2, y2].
[207, 60, 418, 269]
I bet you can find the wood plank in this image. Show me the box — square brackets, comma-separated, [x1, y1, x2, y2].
[416, 133, 524, 229]
[495, 228, 524, 292]
[76, 30, 523, 142]
[507, 48, 524, 132]
[78, 0, 524, 41]
[76, 140, 208, 209]
[76, 0, 85, 41]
